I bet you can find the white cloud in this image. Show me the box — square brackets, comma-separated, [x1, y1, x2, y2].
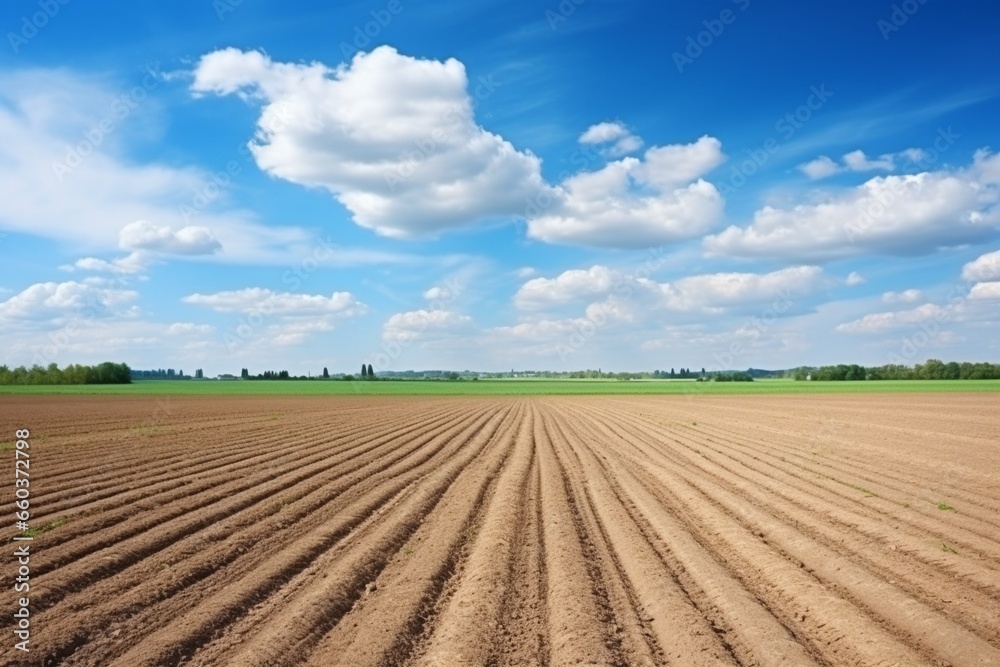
[515, 265, 619, 309]
[842, 149, 894, 172]
[192, 46, 550, 239]
[490, 318, 579, 341]
[382, 309, 473, 342]
[799, 147, 943, 181]
[514, 267, 536, 279]
[0, 281, 138, 321]
[705, 162, 1000, 261]
[835, 303, 948, 333]
[60, 251, 152, 275]
[527, 136, 725, 248]
[846, 271, 866, 286]
[656, 266, 823, 311]
[514, 264, 822, 317]
[119, 220, 221, 255]
[579, 122, 630, 144]
[0, 69, 316, 263]
[961, 248, 1000, 282]
[881, 289, 923, 303]
[182, 288, 365, 316]
[423, 287, 447, 300]
[578, 121, 643, 158]
[968, 281, 1000, 300]
[799, 156, 841, 180]
[900, 148, 928, 164]
[974, 148, 1000, 185]
[167, 322, 215, 335]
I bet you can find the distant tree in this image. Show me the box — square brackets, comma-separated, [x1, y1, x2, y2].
[367, 363, 374, 379]
[195, 369, 203, 379]
[670, 368, 675, 378]
[701, 367, 706, 377]
[361, 364, 368, 378]
[322, 367, 329, 379]
[241, 368, 249, 379]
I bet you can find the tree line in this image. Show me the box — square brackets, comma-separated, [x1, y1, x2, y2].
[790, 360, 1000, 381]
[0, 362, 132, 385]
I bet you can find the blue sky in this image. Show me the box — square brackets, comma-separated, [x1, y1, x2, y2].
[1, 0, 999, 375]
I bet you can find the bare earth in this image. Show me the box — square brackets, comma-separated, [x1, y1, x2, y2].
[1, 394, 998, 666]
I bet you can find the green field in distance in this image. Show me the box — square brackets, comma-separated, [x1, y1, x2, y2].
[1, 378, 999, 396]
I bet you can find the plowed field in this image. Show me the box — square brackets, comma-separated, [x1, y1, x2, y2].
[2, 394, 998, 666]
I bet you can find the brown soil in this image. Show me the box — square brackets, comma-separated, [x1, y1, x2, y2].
[1, 394, 997, 666]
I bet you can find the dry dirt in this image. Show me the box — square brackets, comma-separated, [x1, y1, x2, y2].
[1, 394, 998, 666]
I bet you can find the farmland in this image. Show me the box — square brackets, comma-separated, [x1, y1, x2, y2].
[1, 378, 999, 395]
[2, 392, 998, 666]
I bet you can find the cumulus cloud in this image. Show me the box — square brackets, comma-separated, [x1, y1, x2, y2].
[845, 271, 866, 286]
[961, 248, 1000, 282]
[882, 289, 923, 303]
[799, 148, 915, 180]
[515, 265, 619, 309]
[968, 281, 1000, 300]
[514, 264, 823, 315]
[166, 322, 214, 335]
[61, 251, 152, 275]
[655, 266, 823, 312]
[835, 303, 948, 333]
[382, 309, 473, 342]
[705, 159, 1000, 260]
[0, 281, 138, 321]
[182, 288, 364, 316]
[799, 156, 841, 180]
[526, 136, 725, 248]
[119, 220, 222, 255]
[191, 49, 732, 250]
[579, 121, 643, 158]
[842, 149, 895, 172]
[192, 46, 550, 239]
